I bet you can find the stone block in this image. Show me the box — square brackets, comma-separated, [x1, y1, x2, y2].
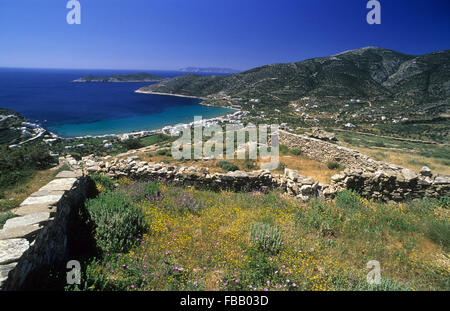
[20, 194, 63, 206]
[0, 239, 29, 265]
[55, 171, 78, 179]
[39, 178, 77, 191]
[0, 225, 42, 240]
[3, 212, 51, 230]
[13, 204, 57, 216]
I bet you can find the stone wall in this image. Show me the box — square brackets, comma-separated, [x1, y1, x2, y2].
[279, 129, 379, 170]
[79, 155, 323, 202]
[279, 130, 450, 201]
[0, 171, 92, 290]
[76, 126, 449, 204]
[329, 166, 450, 202]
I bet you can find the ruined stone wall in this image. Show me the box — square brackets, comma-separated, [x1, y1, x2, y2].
[0, 171, 92, 290]
[80, 155, 323, 202]
[279, 129, 450, 201]
[79, 142, 449, 203]
[278, 129, 379, 170]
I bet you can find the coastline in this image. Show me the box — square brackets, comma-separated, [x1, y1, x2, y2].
[55, 111, 238, 140]
[134, 89, 206, 100]
[135, 89, 240, 111]
[17, 90, 241, 143]
[46, 102, 240, 140]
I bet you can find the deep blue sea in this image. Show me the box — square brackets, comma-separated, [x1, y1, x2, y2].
[0, 68, 232, 137]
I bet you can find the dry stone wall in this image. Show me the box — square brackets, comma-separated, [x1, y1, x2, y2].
[279, 130, 449, 201]
[0, 171, 92, 290]
[279, 129, 379, 170]
[77, 155, 323, 202]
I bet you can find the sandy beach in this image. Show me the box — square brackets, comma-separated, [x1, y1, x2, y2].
[134, 89, 206, 100]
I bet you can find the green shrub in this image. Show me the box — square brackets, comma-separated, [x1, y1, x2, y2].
[0, 212, 16, 229]
[249, 222, 282, 254]
[140, 133, 172, 146]
[327, 161, 343, 170]
[426, 219, 450, 251]
[346, 277, 411, 291]
[296, 199, 342, 232]
[243, 159, 256, 170]
[437, 197, 450, 209]
[0, 144, 57, 195]
[222, 247, 277, 290]
[336, 190, 363, 210]
[279, 144, 290, 154]
[290, 149, 302, 156]
[85, 191, 146, 253]
[120, 181, 160, 203]
[122, 138, 143, 150]
[65, 258, 127, 291]
[216, 160, 239, 172]
[156, 149, 171, 156]
[0, 170, 34, 198]
[90, 174, 115, 193]
[0, 198, 21, 212]
[373, 141, 386, 148]
[276, 162, 286, 171]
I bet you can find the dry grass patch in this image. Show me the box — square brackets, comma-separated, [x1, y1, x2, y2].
[137, 149, 336, 184]
[350, 146, 450, 174]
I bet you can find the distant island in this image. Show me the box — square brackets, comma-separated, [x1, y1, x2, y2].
[73, 72, 164, 82]
[179, 67, 240, 74]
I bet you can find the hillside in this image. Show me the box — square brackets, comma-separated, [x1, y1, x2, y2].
[138, 47, 450, 105]
[179, 67, 240, 74]
[74, 72, 163, 82]
[0, 108, 26, 146]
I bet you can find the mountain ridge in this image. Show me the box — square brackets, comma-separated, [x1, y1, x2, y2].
[179, 67, 240, 74]
[137, 47, 450, 106]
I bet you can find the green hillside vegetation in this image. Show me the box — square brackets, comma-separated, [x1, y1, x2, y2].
[138, 48, 450, 105]
[56, 177, 449, 291]
[0, 108, 26, 145]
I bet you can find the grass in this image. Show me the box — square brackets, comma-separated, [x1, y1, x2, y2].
[0, 165, 68, 212]
[0, 212, 16, 229]
[138, 149, 337, 184]
[66, 177, 449, 291]
[336, 132, 450, 174]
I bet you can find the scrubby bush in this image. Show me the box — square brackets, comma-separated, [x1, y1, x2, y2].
[119, 181, 160, 203]
[122, 138, 143, 150]
[0, 212, 16, 229]
[327, 161, 343, 170]
[90, 173, 115, 193]
[216, 160, 239, 172]
[0, 144, 57, 196]
[279, 144, 290, 154]
[336, 190, 363, 210]
[426, 219, 450, 251]
[85, 191, 146, 253]
[243, 158, 256, 170]
[290, 149, 302, 156]
[156, 149, 171, 156]
[296, 199, 342, 232]
[276, 162, 286, 171]
[250, 222, 282, 254]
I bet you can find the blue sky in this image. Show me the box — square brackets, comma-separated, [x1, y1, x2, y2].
[0, 0, 449, 71]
